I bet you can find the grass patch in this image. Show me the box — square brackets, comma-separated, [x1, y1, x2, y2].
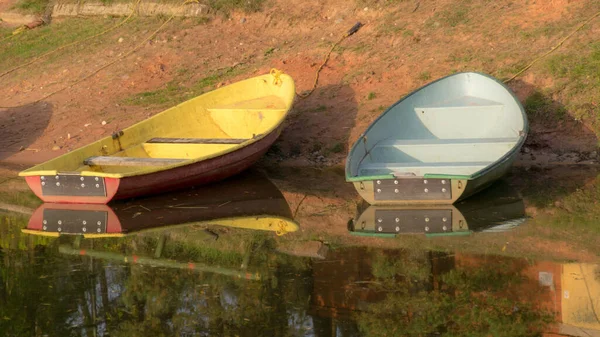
[263, 47, 275, 56]
[523, 91, 567, 121]
[329, 142, 345, 154]
[0, 17, 127, 72]
[207, 0, 266, 14]
[367, 92, 376, 100]
[12, 0, 49, 14]
[543, 42, 600, 129]
[432, 4, 471, 28]
[417, 71, 431, 81]
[355, 0, 407, 6]
[125, 64, 247, 107]
[530, 175, 600, 237]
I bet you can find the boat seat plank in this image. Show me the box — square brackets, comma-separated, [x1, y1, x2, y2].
[416, 95, 504, 109]
[375, 137, 519, 146]
[84, 156, 186, 167]
[359, 161, 492, 177]
[147, 137, 249, 144]
[368, 138, 517, 164]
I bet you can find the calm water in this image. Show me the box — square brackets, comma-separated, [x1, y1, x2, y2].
[1, 170, 599, 337]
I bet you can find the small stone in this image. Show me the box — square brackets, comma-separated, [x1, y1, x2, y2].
[363, 7, 368, 11]
[118, 37, 124, 43]
[523, 147, 531, 154]
[240, 17, 246, 24]
[335, 18, 343, 24]
[101, 121, 107, 126]
[84, 123, 92, 127]
[52, 145, 61, 151]
[18, 146, 25, 151]
[590, 151, 597, 159]
[67, 133, 71, 140]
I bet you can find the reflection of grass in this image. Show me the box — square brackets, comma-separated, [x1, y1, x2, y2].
[1, 215, 55, 250]
[358, 251, 554, 336]
[532, 175, 600, 235]
[0, 190, 42, 210]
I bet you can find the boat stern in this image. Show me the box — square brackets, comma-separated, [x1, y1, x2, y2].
[24, 174, 120, 204]
[352, 177, 469, 205]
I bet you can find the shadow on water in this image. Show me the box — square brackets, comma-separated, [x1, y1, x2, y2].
[0, 101, 53, 160]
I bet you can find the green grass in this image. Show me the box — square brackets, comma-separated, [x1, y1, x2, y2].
[543, 41, 600, 130]
[0, 17, 128, 72]
[263, 47, 275, 56]
[417, 71, 431, 81]
[124, 64, 247, 107]
[523, 91, 567, 121]
[207, 0, 266, 14]
[367, 92, 376, 100]
[54, 0, 266, 13]
[12, 0, 49, 14]
[329, 142, 345, 154]
[431, 4, 471, 28]
[355, 0, 408, 6]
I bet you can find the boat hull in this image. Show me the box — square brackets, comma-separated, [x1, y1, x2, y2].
[25, 124, 283, 204]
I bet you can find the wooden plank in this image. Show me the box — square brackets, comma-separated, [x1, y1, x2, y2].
[147, 137, 248, 144]
[84, 156, 185, 167]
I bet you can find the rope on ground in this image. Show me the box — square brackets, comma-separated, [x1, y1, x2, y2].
[503, 10, 600, 83]
[296, 22, 363, 99]
[0, 0, 142, 79]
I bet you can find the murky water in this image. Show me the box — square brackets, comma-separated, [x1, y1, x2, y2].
[1, 169, 599, 336]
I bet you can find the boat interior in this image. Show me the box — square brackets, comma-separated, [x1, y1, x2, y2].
[348, 73, 527, 179]
[20, 75, 295, 178]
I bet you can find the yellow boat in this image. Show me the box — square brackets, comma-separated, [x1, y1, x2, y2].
[18, 70, 295, 204]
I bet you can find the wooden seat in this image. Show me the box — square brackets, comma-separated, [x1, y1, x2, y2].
[84, 156, 186, 167]
[359, 161, 492, 177]
[147, 137, 249, 144]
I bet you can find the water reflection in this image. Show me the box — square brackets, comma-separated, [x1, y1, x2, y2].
[23, 170, 299, 238]
[2, 170, 600, 336]
[4, 216, 600, 337]
[349, 180, 528, 237]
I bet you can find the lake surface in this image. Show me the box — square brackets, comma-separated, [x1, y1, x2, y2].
[1, 169, 599, 336]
